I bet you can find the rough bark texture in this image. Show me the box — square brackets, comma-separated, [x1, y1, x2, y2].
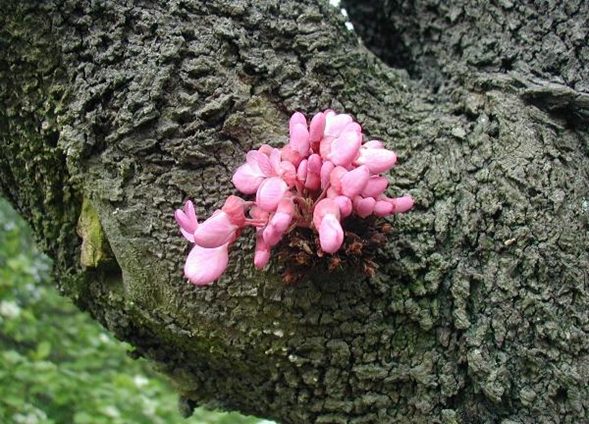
[342, 0, 589, 124]
[1, 1, 588, 423]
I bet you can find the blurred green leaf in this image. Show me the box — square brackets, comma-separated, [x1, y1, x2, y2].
[0, 197, 268, 424]
[73, 411, 94, 424]
[34, 341, 51, 360]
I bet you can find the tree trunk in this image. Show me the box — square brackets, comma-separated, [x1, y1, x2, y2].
[1, 1, 588, 422]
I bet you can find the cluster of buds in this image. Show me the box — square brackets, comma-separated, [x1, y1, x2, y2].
[175, 110, 413, 286]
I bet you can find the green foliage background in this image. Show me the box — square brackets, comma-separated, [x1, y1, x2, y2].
[0, 197, 267, 424]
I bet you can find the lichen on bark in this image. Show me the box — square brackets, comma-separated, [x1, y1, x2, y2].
[1, 1, 588, 423]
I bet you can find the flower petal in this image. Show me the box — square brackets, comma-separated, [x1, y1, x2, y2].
[263, 199, 294, 246]
[184, 200, 197, 226]
[281, 145, 303, 167]
[362, 176, 389, 198]
[270, 148, 282, 174]
[184, 243, 229, 286]
[341, 165, 370, 198]
[179, 227, 195, 243]
[289, 111, 307, 132]
[343, 121, 362, 134]
[253, 150, 274, 177]
[279, 160, 297, 186]
[391, 195, 414, 213]
[309, 112, 326, 145]
[356, 147, 397, 174]
[274, 199, 294, 229]
[297, 159, 308, 183]
[373, 200, 394, 217]
[307, 154, 322, 173]
[254, 231, 271, 269]
[193, 211, 237, 248]
[313, 198, 340, 229]
[221, 195, 246, 227]
[326, 187, 339, 199]
[271, 213, 291, 233]
[334, 195, 353, 218]
[245, 150, 259, 166]
[175, 209, 194, 236]
[254, 248, 271, 269]
[327, 128, 362, 167]
[353, 196, 376, 218]
[258, 144, 274, 156]
[305, 154, 322, 191]
[175, 200, 199, 242]
[256, 176, 289, 212]
[319, 214, 344, 254]
[263, 224, 283, 247]
[329, 166, 347, 193]
[324, 112, 353, 137]
[320, 161, 335, 189]
[289, 122, 310, 156]
[232, 163, 265, 194]
[319, 135, 335, 160]
[304, 171, 320, 191]
[363, 140, 384, 149]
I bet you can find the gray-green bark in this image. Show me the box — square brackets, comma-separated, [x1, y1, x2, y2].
[1, 1, 588, 423]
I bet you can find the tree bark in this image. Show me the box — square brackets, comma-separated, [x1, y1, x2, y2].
[1, 1, 588, 423]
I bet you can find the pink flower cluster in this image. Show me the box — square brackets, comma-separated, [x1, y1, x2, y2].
[175, 110, 413, 286]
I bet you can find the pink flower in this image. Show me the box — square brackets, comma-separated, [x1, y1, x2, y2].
[175, 200, 198, 242]
[248, 206, 269, 228]
[326, 124, 362, 167]
[232, 150, 273, 194]
[319, 135, 335, 159]
[313, 199, 344, 254]
[263, 199, 294, 247]
[353, 195, 376, 218]
[324, 111, 353, 137]
[289, 112, 310, 156]
[389, 195, 414, 213]
[355, 143, 397, 174]
[193, 210, 238, 248]
[320, 161, 335, 189]
[309, 112, 326, 149]
[256, 176, 289, 212]
[254, 230, 271, 269]
[262, 225, 281, 247]
[184, 243, 229, 285]
[271, 199, 294, 232]
[289, 111, 307, 132]
[296, 159, 308, 184]
[222, 195, 246, 227]
[363, 140, 384, 149]
[373, 200, 394, 217]
[340, 165, 370, 198]
[334, 195, 353, 217]
[328, 166, 348, 193]
[304, 154, 322, 191]
[177, 109, 414, 286]
[363, 177, 388, 198]
[319, 214, 344, 254]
